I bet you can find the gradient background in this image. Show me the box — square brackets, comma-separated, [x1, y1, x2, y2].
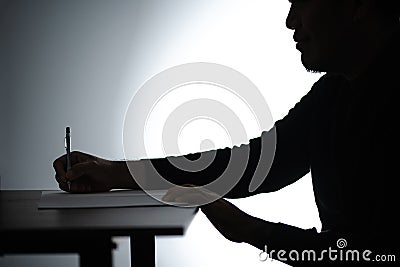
[0, 0, 322, 266]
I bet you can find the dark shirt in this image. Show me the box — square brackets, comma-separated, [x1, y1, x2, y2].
[148, 29, 399, 264]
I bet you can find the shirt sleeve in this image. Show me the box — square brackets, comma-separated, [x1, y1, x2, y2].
[143, 76, 328, 197]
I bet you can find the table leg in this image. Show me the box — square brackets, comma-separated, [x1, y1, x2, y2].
[79, 238, 116, 267]
[130, 234, 156, 267]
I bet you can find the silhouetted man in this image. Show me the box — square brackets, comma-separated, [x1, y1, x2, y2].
[54, 1, 399, 265]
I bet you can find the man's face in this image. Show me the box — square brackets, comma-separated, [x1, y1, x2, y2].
[286, 0, 356, 73]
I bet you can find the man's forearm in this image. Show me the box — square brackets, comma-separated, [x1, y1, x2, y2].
[111, 160, 145, 190]
[242, 215, 275, 250]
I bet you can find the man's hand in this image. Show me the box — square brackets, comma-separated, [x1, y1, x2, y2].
[163, 185, 272, 244]
[53, 151, 138, 193]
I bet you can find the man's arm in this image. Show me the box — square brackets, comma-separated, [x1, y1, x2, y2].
[54, 75, 333, 195]
[145, 76, 328, 198]
[54, 78, 318, 194]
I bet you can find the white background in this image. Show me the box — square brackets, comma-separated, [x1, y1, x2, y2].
[0, 0, 322, 266]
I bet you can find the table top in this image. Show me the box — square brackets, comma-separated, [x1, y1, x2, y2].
[1, 190, 198, 238]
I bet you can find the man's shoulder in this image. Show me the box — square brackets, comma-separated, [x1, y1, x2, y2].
[313, 73, 349, 90]
[307, 73, 350, 102]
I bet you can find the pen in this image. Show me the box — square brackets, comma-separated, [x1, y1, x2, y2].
[65, 127, 72, 191]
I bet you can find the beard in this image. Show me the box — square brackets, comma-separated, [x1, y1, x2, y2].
[301, 52, 325, 74]
[306, 68, 322, 74]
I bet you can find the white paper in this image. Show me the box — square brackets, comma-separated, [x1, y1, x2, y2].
[38, 189, 171, 209]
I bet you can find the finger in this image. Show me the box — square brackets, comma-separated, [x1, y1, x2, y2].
[55, 173, 67, 184]
[54, 151, 91, 183]
[70, 151, 93, 165]
[66, 160, 98, 181]
[53, 155, 67, 183]
[162, 186, 185, 201]
[163, 186, 197, 201]
[59, 178, 93, 193]
[70, 181, 91, 193]
[58, 181, 69, 192]
[181, 184, 196, 187]
[175, 192, 204, 204]
[163, 184, 222, 201]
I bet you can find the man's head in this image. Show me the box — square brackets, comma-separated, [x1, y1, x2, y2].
[286, 0, 399, 77]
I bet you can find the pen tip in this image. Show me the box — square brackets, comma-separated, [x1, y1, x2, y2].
[66, 127, 70, 133]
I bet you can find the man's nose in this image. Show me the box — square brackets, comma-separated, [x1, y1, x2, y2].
[286, 5, 299, 30]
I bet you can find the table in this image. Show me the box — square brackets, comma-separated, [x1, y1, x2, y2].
[0, 190, 198, 267]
